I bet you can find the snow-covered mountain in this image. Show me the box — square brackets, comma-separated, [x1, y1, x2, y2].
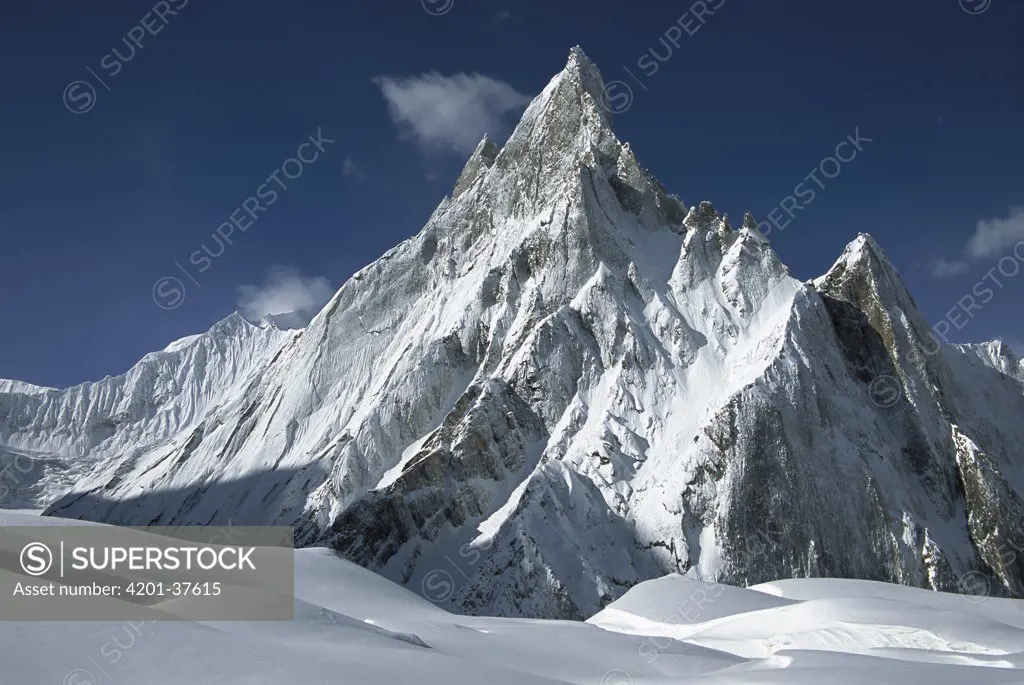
[3, 47, 1022, 618]
[0, 314, 295, 508]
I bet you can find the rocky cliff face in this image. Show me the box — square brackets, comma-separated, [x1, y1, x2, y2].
[4, 47, 1022, 618]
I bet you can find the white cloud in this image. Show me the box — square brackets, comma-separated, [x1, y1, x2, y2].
[490, 10, 514, 26]
[342, 155, 365, 179]
[931, 259, 970, 278]
[373, 72, 531, 154]
[237, 266, 333, 320]
[966, 206, 1024, 258]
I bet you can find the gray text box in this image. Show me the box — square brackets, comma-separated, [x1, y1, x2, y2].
[0, 526, 294, 620]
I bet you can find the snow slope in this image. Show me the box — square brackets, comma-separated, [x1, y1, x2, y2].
[0, 314, 295, 509]
[4, 512, 1023, 685]
[2, 47, 1023, 618]
[591, 572, 1024, 683]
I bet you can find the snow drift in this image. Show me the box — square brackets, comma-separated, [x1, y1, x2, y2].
[4, 512, 1023, 684]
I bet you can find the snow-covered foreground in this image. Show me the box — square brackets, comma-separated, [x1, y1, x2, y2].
[3, 512, 1023, 684]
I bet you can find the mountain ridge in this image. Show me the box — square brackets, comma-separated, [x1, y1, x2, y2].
[2, 47, 1022, 618]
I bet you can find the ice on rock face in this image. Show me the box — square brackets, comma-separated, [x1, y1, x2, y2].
[3, 47, 1023, 619]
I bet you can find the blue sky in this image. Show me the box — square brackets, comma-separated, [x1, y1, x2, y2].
[0, 0, 1022, 387]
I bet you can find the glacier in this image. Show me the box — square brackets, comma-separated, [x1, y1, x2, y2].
[4, 510, 1024, 685]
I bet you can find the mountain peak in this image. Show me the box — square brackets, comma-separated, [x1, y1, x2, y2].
[456, 45, 623, 218]
[849, 232, 887, 260]
[473, 133, 499, 155]
[560, 46, 613, 123]
[567, 45, 593, 64]
[260, 309, 318, 330]
[818, 232, 903, 293]
[453, 135, 502, 199]
[564, 46, 603, 85]
[683, 200, 729, 233]
[507, 45, 615, 144]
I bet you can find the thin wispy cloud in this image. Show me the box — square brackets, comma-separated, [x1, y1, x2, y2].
[931, 259, 969, 278]
[342, 155, 366, 179]
[237, 266, 334, 320]
[373, 72, 531, 155]
[490, 10, 514, 26]
[966, 206, 1024, 259]
[930, 206, 1024, 279]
